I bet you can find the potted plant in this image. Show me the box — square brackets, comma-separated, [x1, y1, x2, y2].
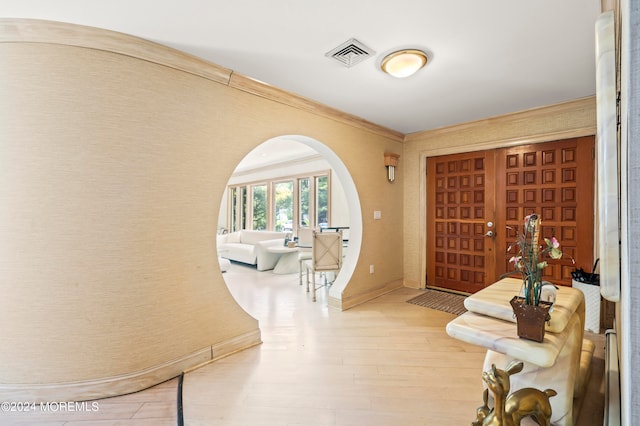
[505, 214, 563, 342]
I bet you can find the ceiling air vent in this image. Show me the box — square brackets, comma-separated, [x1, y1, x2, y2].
[325, 38, 375, 68]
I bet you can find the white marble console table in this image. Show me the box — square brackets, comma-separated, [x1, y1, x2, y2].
[446, 278, 588, 426]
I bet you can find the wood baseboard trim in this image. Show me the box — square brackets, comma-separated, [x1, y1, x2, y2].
[403, 279, 422, 289]
[333, 279, 404, 310]
[0, 329, 262, 403]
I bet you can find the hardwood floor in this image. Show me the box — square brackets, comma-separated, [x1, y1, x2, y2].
[184, 264, 488, 425]
[0, 378, 179, 425]
[1, 263, 605, 425]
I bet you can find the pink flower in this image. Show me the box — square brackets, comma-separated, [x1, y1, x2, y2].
[544, 237, 563, 260]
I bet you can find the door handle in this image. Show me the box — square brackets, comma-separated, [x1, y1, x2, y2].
[484, 230, 495, 238]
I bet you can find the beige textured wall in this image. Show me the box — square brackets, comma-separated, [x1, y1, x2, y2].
[402, 98, 597, 288]
[0, 20, 403, 400]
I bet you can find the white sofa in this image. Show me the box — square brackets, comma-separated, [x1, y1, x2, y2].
[217, 230, 287, 271]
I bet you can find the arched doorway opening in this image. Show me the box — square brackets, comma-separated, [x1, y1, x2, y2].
[216, 135, 362, 306]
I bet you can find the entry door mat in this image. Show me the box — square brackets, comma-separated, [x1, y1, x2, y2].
[406, 289, 468, 316]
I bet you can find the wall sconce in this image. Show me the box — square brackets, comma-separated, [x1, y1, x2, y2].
[384, 153, 400, 182]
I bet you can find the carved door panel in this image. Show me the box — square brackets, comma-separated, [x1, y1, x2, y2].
[427, 151, 496, 294]
[495, 137, 594, 286]
[426, 136, 594, 293]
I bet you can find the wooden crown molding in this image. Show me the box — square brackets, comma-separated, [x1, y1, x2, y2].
[404, 96, 596, 143]
[0, 18, 404, 143]
[228, 73, 404, 141]
[0, 18, 596, 145]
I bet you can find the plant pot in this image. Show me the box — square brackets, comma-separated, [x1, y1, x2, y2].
[509, 296, 553, 343]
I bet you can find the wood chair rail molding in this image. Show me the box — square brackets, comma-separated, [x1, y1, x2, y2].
[0, 18, 403, 142]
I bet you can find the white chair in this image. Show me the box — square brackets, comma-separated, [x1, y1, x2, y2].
[297, 228, 314, 285]
[304, 230, 342, 302]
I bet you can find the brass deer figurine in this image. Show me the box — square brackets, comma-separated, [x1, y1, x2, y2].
[471, 389, 491, 426]
[473, 360, 556, 426]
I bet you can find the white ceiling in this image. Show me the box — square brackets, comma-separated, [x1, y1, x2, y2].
[1, 1, 601, 134]
[234, 138, 320, 172]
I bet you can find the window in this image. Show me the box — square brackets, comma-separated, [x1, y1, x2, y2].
[227, 172, 330, 232]
[273, 181, 294, 232]
[316, 175, 329, 228]
[230, 187, 238, 232]
[240, 186, 247, 230]
[298, 178, 310, 228]
[251, 184, 267, 230]
[229, 186, 248, 232]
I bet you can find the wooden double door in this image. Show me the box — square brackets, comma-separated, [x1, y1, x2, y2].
[426, 137, 594, 294]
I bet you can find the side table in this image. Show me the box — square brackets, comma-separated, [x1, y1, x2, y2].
[267, 246, 300, 274]
[446, 278, 589, 426]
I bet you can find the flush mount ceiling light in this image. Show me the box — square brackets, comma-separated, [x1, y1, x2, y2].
[380, 49, 428, 78]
